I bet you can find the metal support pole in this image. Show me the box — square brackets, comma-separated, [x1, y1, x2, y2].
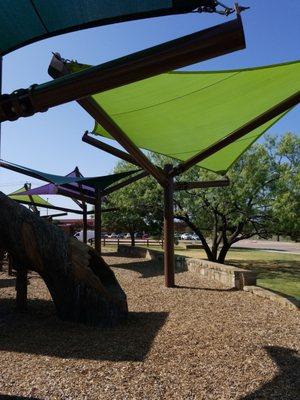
[94, 188, 102, 254]
[82, 203, 88, 244]
[163, 164, 175, 287]
[8, 254, 13, 276]
[0, 56, 2, 158]
[16, 266, 28, 312]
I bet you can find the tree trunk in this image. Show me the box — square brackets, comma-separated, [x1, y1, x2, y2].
[217, 243, 231, 264]
[0, 192, 127, 327]
[130, 231, 135, 247]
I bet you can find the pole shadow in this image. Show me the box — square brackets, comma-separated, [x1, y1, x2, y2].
[0, 298, 168, 362]
[111, 258, 166, 278]
[0, 278, 15, 289]
[240, 346, 300, 399]
[175, 284, 236, 292]
[0, 396, 40, 400]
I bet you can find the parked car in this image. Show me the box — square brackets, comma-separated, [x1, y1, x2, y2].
[191, 233, 200, 240]
[74, 230, 94, 243]
[108, 233, 118, 238]
[124, 233, 131, 239]
[180, 233, 194, 240]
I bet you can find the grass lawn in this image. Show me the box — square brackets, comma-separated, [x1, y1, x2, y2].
[101, 243, 300, 300]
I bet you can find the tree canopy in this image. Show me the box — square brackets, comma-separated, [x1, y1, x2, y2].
[104, 132, 299, 261]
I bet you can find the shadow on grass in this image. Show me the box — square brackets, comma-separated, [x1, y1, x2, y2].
[240, 346, 300, 400]
[0, 298, 168, 362]
[227, 258, 300, 278]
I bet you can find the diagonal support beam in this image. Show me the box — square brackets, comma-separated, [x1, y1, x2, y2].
[79, 99, 167, 186]
[172, 91, 300, 176]
[49, 57, 166, 186]
[82, 131, 141, 167]
[102, 171, 149, 196]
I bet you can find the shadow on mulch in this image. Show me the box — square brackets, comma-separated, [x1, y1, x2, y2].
[0, 396, 40, 399]
[240, 346, 300, 400]
[112, 258, 166, 279]
[175, 285, 236, 292]
[0, 298, 168, 362]
[0, 278, 15, 289]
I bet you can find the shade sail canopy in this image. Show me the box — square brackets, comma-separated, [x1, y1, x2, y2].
[71, 60, 300, 174]
[9, 186, 53, 207]
[0, 1, 210, 56]
[0, 161, 139, 193]
[16, 167, 95, 200]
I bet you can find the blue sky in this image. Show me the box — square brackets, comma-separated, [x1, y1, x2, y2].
[1, 0, 299, 216]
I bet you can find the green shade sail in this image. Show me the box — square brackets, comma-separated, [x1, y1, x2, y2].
[9, 186, 53, 207]
[70, 60, 300, 174]
[0, 1, 206, 56]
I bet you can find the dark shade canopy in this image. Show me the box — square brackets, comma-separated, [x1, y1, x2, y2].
[0, 1, 211, 56]
[17, 167, 95, 199]
[0, 160, 139, 192]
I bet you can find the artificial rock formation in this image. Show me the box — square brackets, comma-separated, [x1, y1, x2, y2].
[0, 192, 127, 326]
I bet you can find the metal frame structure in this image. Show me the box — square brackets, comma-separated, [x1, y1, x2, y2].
[47, 10, 300, 286]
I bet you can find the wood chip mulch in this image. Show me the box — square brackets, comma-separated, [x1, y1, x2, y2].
[0, 251, 299, 400]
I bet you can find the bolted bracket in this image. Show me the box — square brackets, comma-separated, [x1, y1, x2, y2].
[0, 85, 48, 121]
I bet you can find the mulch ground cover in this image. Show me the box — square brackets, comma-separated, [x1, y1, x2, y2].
[0, 251, 299, 399]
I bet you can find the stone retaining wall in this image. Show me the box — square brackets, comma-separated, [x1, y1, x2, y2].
[117, 245, 298, 310]
[186, 258, 257, 290]
[243, 286, 299, 311]
[118, 245, 187, 272]
[117, 245, 256, 287]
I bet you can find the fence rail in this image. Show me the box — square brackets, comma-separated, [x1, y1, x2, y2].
[90, 238, 164, 247]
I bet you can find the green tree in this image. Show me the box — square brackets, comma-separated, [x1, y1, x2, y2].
[267, 133, 300, 241]
[104, 133, 299, 260]
[102, 161, 163, 246]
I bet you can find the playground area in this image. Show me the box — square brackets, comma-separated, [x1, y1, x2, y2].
[0, 250, 299, 400]
[0, 2, 299, 399]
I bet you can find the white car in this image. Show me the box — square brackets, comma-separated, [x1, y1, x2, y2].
[181, 233, 193, 240]
[74, 230, 94, 243]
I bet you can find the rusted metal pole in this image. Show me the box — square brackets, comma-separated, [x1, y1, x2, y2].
[77, 99, 166, 186]
[102, 171, 149, 196]
[94, 188, 102, 254]
[16, 266, 28, 312]
[8, 254, 13, 276]
[82, 203, 88, 244]
[82, 132, 141, 166]
[163, 164, 175, 287]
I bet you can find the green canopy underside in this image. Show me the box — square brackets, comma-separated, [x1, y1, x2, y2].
[71, 60, 300, 174]
[0, 0, 201, 56]
[9, 186, 53, 206]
